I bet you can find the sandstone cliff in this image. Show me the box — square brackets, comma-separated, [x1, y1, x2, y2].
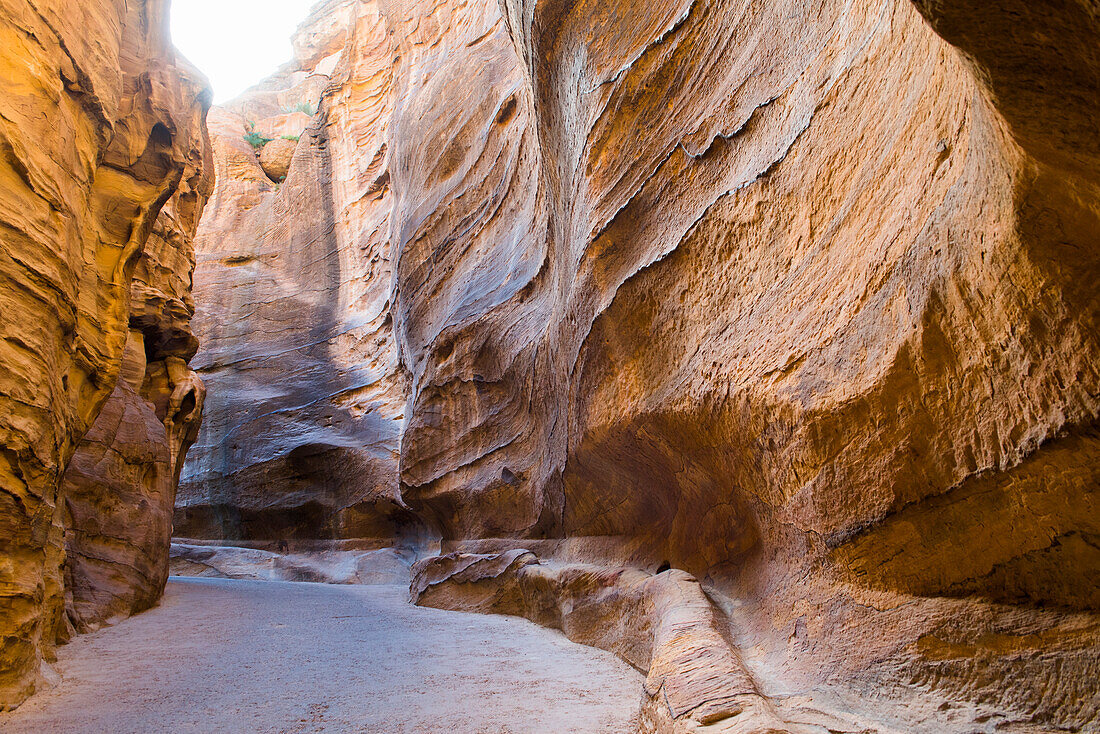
[62, 122, 211, 634]
[186, 0, 1098, 730]
[0, 0, 211, 708]
[178, 0, 416, 544]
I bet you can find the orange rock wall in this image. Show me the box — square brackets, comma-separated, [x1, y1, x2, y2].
[387, 0, 1100, 582]
[0, 0, 211, 708]
[62, 120, 211, 634]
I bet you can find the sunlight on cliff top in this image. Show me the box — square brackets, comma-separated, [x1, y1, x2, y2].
[171, 0, 316, 104]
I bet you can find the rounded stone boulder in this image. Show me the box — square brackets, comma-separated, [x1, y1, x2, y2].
[259, 138, 297, 182]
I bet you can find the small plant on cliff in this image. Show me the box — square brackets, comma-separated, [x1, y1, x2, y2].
[243, 130, 272, 149]
[281, 135, 300, 142]
[243, 121, 273, 151]
[280, 102, 317, 116]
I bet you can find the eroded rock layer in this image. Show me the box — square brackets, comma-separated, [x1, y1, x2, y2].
[0, 0, 211, 708]
[187, 0, 1099, 730]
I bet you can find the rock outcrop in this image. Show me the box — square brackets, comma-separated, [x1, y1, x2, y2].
[258, 137, 296, 182]
[186, 0, 1099, 730]
[413, 550, 790, 734]
[0, 0, 211, 708]
[169, 541, 412, 586]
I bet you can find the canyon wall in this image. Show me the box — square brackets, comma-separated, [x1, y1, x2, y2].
[0, 0, 211, 708]
[62, 136, 211, 634]
[178, 0, 416, 545]
[188, 0, 1098, 730]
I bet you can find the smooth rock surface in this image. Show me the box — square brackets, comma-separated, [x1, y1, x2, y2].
[0, 577, 642, 734]
[61, 378, 174, 633]
[413, 551, 789, 734]
[178, 1, 412, 545]
[258, 137, 297, 182]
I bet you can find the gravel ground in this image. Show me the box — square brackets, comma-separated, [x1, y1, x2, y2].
[0, 577, 641, 734]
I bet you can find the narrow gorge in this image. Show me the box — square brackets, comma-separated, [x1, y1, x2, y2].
[0, 0, 1097, 732]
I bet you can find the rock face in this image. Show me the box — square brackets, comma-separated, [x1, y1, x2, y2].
[186, 0, 1099, 730]
[62, 155, 211, 634]
[178, 0, 417, 546]
[0, 0, 211, 708]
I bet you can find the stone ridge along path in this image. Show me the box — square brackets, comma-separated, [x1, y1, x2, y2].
[0, 577, 641, 733]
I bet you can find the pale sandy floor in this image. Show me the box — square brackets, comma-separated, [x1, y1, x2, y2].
[0, 578, 641, 734]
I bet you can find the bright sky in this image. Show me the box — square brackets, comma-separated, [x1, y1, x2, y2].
[171, 0, 317, 103]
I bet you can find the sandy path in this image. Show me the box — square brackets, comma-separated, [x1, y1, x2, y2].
[0, 577, 641, 734]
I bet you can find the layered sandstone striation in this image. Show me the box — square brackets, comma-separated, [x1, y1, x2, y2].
[187, 0, 1099, 730]
[0, 0, 211, 708]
